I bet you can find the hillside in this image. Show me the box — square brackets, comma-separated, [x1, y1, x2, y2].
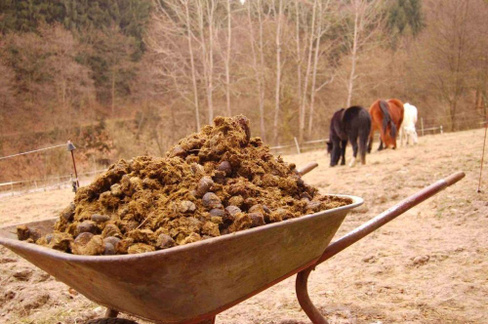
[1, 0, 486, 181]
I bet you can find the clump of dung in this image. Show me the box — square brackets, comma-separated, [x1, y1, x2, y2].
[20, 115, 351, 255]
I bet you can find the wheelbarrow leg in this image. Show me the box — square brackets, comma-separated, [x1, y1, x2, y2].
[100, 308, 215, 324]
[105, 308, 119, 318]
[295, 171, 465, 324]
[296, 268, 329, 324]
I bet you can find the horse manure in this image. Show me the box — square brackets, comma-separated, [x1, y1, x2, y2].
[91, 214, 111, 223]
[19, 115, 352, 255]
[127, 243, 156, 254]
[103, 236, 121, 247]
[71, 233, 105, 256]
[156, 234, 175, 249]
[249, 212, 265, 227]
[16, 225, 41, 242]
[103, 242, 116, 255]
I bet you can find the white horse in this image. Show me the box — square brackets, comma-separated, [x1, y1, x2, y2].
[400, 102, 418, 146]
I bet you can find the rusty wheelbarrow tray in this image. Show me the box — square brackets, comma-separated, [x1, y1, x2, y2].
[0, 171, 464, 324]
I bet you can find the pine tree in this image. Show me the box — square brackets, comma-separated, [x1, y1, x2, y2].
[387, 0, 424, 37]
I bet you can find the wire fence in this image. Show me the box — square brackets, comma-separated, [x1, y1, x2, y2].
[1, 115, 486, 197]
[0, 141, 108, 198]
[0, 168, 107, 198]
[270, 117, 487, 155]
[0, 143, 67, 161]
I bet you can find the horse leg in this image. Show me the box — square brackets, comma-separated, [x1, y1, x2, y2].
[330, 140, 339, 167]
[359, 134, 368, 165]
[378, 125, 387, 151]
[349, 141, 358, 167]
[340, 140, 347, 165]
[330, 137, 344, 167]
[378, 139, 384, 151]
[348, 134, 358, 167]
[400, 127, 404, 146]
[367, 129, 374, 153]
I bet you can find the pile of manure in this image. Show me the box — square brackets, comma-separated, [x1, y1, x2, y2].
[18, 115, 351, 255]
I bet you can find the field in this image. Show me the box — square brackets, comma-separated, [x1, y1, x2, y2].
[1, 128, 487, 324]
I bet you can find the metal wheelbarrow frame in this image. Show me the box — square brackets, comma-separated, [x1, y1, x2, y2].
[0, 171, 464, 324]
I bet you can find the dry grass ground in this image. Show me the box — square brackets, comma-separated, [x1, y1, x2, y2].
[1, 128, 487, 324]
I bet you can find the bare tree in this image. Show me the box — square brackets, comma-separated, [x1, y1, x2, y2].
[298, 0, 318, 143]
[344, 0, 383, 108]
[419, 0, 484, 130]
[0, 62, 15, 113]
[185, 0, 202, 131]
[293, 0, 338, 140]
[247, 0, 267, 140]
[273, 0, 284, 144]
[148, 0, 203, 131]
[308, 0, 328, 137]
[294, 0, 304, 142]
[470, 1, 488, 118]
[0, 61, 16, 153]
[224, 0, 232, 116]
[196, 0, 216, 125]
[2, 24, 95, 133]
[41, 24, 95, 126]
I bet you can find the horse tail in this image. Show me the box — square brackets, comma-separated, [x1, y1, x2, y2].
[379, 100, 396, 138]
[390, 122, 397, 138]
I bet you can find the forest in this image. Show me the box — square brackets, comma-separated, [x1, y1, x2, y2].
[0, 0, 487, 183]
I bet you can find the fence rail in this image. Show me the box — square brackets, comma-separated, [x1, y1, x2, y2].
[270, 119, 486, 155]
[270, 138, 328, 155]
[419, 124, 443, 136]
[1, 118, 486, 197]
[0, 168, 107, 198]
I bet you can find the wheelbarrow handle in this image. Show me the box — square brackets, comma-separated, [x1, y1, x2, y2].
[296, 171, 465, 324]
[317, 171, 465, 265]
[297, 162, 319, 176]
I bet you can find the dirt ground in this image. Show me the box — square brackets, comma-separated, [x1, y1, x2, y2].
[1, 128, 487, 324]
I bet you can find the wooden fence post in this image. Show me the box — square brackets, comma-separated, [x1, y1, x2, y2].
[421, 117, 424, 136]
[294, 137, 301, 154]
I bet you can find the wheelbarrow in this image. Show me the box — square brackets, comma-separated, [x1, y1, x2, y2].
[0, 167, 465, 324]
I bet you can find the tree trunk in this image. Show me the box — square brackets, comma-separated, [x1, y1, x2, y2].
[346, 0, 360, 108]
[450, 101, 456, 131]
[295, 0, 303, 142]
[206, 0, 215, 124]
[248, 0, 266, 141]
[299, 0, 318, 143]
[111, 69, 116, 115]
[225, 0, 232, 116]
[308, 0, 324, 137]
[257, 0, 267, 141]
[185, 0, 201, 132]
[273, 0, 284, 144]
[196, 0, 214, 126]
[62, 79, 70, 126]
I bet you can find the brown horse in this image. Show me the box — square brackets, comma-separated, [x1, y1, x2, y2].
[367, 98, 404, 152]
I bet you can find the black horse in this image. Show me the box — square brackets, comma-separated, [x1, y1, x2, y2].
[327, 106, 372, 167]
